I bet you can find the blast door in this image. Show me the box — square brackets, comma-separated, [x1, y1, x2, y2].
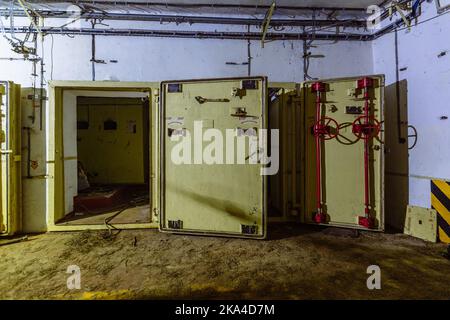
[159, 77, 268, 238]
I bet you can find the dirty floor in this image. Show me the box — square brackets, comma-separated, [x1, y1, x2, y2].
[0, 224, 449, 300]
[55, 204, 151, 226]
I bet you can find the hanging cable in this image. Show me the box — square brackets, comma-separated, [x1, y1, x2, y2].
[17, 0, 42, 36]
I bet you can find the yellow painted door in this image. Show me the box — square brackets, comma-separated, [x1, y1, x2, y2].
[0, 82, 21, 236]
[0, 84, 4, 234]
[159, 77, 268, 239]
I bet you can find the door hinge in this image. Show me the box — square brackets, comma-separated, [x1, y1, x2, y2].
[241, 224, 258, 235]
[168, 220, 183, 229]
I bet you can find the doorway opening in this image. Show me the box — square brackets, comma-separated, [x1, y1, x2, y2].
[55, 90, 152, 227]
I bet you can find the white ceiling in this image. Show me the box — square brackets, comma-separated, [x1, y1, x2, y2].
[143, 0, 383, 8]
[32, 0, 386, 9]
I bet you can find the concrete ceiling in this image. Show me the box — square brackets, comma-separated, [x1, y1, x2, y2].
[30, 0, 386, 9]
[141, 0, 384, 8]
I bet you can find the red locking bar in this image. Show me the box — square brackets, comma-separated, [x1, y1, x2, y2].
[311, 82, 327, 224]
[358, 77, 374, 228]
[357, 77, 374, 90]
[311, 81, 327, 93]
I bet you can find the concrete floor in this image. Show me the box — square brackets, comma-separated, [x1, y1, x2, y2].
[0, 224, 449, 300]
[56, 204, 151, 225]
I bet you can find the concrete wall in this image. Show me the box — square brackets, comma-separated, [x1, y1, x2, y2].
[0, 32, 374, 85]
[373, 1, 450, 209]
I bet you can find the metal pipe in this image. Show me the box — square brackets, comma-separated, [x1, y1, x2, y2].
[246, 25, 251, 76]
[37, 1, 367, 12]
[39, 37, 44, 131]
[261, 2, 276, 48]
[0, 4, 425, 42]
[2, 26, 371, 41]
[0, 0, 427, 42]
[314, 89, 322, 217]
[91, 34, 96, 81]
[0, 9, 367, 28]
[31, 30, 37, 125]
[0, 57, 40, 61]
[371, 11, 417, 40]
[394, 28, 406, 144]
[23, 126, 31, 178]
[363, 86, 370, 217]
[90, 19, 96, 81]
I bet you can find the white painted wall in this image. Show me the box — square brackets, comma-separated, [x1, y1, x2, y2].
[373, 1, 450, 208]
[0, 8, 371, 84]
[0, 36, 373, 85]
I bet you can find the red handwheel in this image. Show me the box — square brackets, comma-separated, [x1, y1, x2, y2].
[313, 117, 339, 140]
[351, 116, 381, 140]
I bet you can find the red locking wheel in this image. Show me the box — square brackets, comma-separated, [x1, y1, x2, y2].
[313, 117, 339, 140]
[351, 116, 381, 140]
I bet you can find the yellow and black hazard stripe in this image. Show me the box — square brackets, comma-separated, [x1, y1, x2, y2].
[431, 180, 450, 244]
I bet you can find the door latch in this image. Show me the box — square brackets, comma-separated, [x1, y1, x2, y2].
[195, 96, 230, 104]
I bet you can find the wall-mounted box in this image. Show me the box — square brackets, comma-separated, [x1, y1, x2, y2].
[404, 205, 437, 243]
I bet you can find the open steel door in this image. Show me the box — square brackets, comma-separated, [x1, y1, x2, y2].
[0, 82, 21, 236]
[159, 77, 268, 239]
[302, 75, 385, 231]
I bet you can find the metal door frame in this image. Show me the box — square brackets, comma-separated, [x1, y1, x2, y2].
[47, 81, 159, 231]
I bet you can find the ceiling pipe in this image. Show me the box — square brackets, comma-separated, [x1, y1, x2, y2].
[2, 26, 371, 41]
[0, 9, 367, 28]
[25, 1, 369, 12]
[0, 2, 425, 42]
